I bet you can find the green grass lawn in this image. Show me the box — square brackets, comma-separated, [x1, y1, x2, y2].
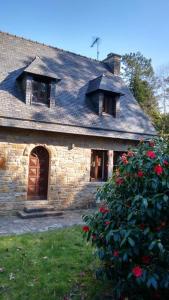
[0, 226, 111, 300]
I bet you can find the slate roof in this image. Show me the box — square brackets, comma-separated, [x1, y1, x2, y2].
[0, 31, 157, 141]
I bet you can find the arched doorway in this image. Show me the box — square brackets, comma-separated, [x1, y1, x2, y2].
[27, 146, 49, 200]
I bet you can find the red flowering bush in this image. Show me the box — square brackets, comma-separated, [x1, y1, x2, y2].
[83, 138, 169, 299]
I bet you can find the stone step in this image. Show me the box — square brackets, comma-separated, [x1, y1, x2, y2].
[24, 205, 55, 213]
[17, 210, 64, 219]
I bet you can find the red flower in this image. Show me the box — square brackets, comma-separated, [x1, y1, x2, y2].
[164, 160, 169, 166]
[127, 150, 134, 157]
[154, 164, 163, 175]
[161, 221, 166, 227]
[137, 170, 144, 177]
[155, 226, 162, 232]
[146, 150, 156, 159]
[114, 250, 119, 257]
[141, 255, 151, 264]
[132, 266, 143, 278]
[140, 223, 145, 230]
[92, 234, 96, 240]
[121, 153, 128, 164]
[99, 207, 109, 213]
[149, 140, 155, 147]
[152, 292, 161, 299]
[105, 221, 111, 226]
[126, 172, 131, 178]
[116, 177, 124, 185]
[82, 226, 90, 232]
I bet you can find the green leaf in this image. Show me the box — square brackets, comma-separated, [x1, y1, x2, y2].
[113, 232, 120, 242]
[105, 230, 113, 242]
[143, 227, 150, 235]
[162, 178, 166, 186]
[158, 242, 164, 253]
[149, 240, 156, 250]
[151, 277, 158, 289]
[127, 212, 133, 221]
[127, 272, 133, 279]
[97, 249, 105, 260]
[120, 230, 131, 247]
[156, 202, 162, 210]
[143, 198, 148, 208]
[123, 253, 128, 262]
[163, 194, 168, 202]
[147, 277, 158, 289]
[128, 237, 135, 247]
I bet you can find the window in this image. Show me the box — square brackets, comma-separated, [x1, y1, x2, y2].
[31, 78, 50, 106]
[102, 94, 116, 117]
[90, 150, 108, 182]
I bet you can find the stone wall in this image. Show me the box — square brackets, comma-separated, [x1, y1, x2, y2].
[0, 127, 136, 215]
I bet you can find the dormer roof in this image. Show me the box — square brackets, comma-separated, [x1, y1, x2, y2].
[87, 74, 124, 95]
[19, 56, 60, 80]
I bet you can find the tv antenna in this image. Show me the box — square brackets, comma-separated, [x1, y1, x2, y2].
[90, 37, 100, 60]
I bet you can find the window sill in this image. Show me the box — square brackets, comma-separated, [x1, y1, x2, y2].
[89, 180, 106, 184]
[102, 112, 116, 118]
[31, 102, 49, 108]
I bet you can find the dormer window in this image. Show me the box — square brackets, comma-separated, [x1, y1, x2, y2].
[102, 94, 116, 117]
[86, 74, 124, 118]
[17, 56, 60, 108]
[31, 78, 50, 106]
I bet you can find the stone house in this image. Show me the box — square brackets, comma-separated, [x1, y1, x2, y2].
[0, 32, 156, 216]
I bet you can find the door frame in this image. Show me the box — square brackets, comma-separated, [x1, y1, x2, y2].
[27, 145, 50, 201]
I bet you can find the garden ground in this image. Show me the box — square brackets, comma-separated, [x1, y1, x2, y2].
[0, 226, 113, 300]
[0, 209, 95, 236]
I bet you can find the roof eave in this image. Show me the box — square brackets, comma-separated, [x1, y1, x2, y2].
[17, 70, 60, 82]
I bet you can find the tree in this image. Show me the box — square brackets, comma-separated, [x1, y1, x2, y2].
[83, 138, 169, 300]
[155, 113, 169, 135]
[122, 52, 154, 83]
[156, 65, 169, 134]
[122, 52, 159, 122]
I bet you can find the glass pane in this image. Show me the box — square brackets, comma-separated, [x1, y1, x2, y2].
[32, 80, 50, 106]
[90, 150, 108, 181]
[32, 81, 39, 91]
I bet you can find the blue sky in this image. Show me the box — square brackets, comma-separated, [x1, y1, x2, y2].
[0, 0, 169, 70]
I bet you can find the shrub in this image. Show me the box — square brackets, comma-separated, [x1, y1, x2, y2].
[83, 138, 169, 300]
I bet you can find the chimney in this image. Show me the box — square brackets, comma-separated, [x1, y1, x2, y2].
[102, 53, 121, 75]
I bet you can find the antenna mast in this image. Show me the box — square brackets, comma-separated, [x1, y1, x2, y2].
[90, 37, 100, 60]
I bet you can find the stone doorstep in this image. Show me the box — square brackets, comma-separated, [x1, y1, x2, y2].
[24, 204, 55, 213]
[18, 201, 63, 219]
[17, 210, 64, 219]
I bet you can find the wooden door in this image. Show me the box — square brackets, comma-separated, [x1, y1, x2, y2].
[27, 146, 49, 200]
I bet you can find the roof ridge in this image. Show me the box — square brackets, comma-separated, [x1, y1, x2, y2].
[0, 30, 102, 64]
[88, 72, 116, 83]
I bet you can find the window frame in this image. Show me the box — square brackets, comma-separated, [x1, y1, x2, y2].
[102, 93, 117, 117]
[31, 76, 51, 107]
